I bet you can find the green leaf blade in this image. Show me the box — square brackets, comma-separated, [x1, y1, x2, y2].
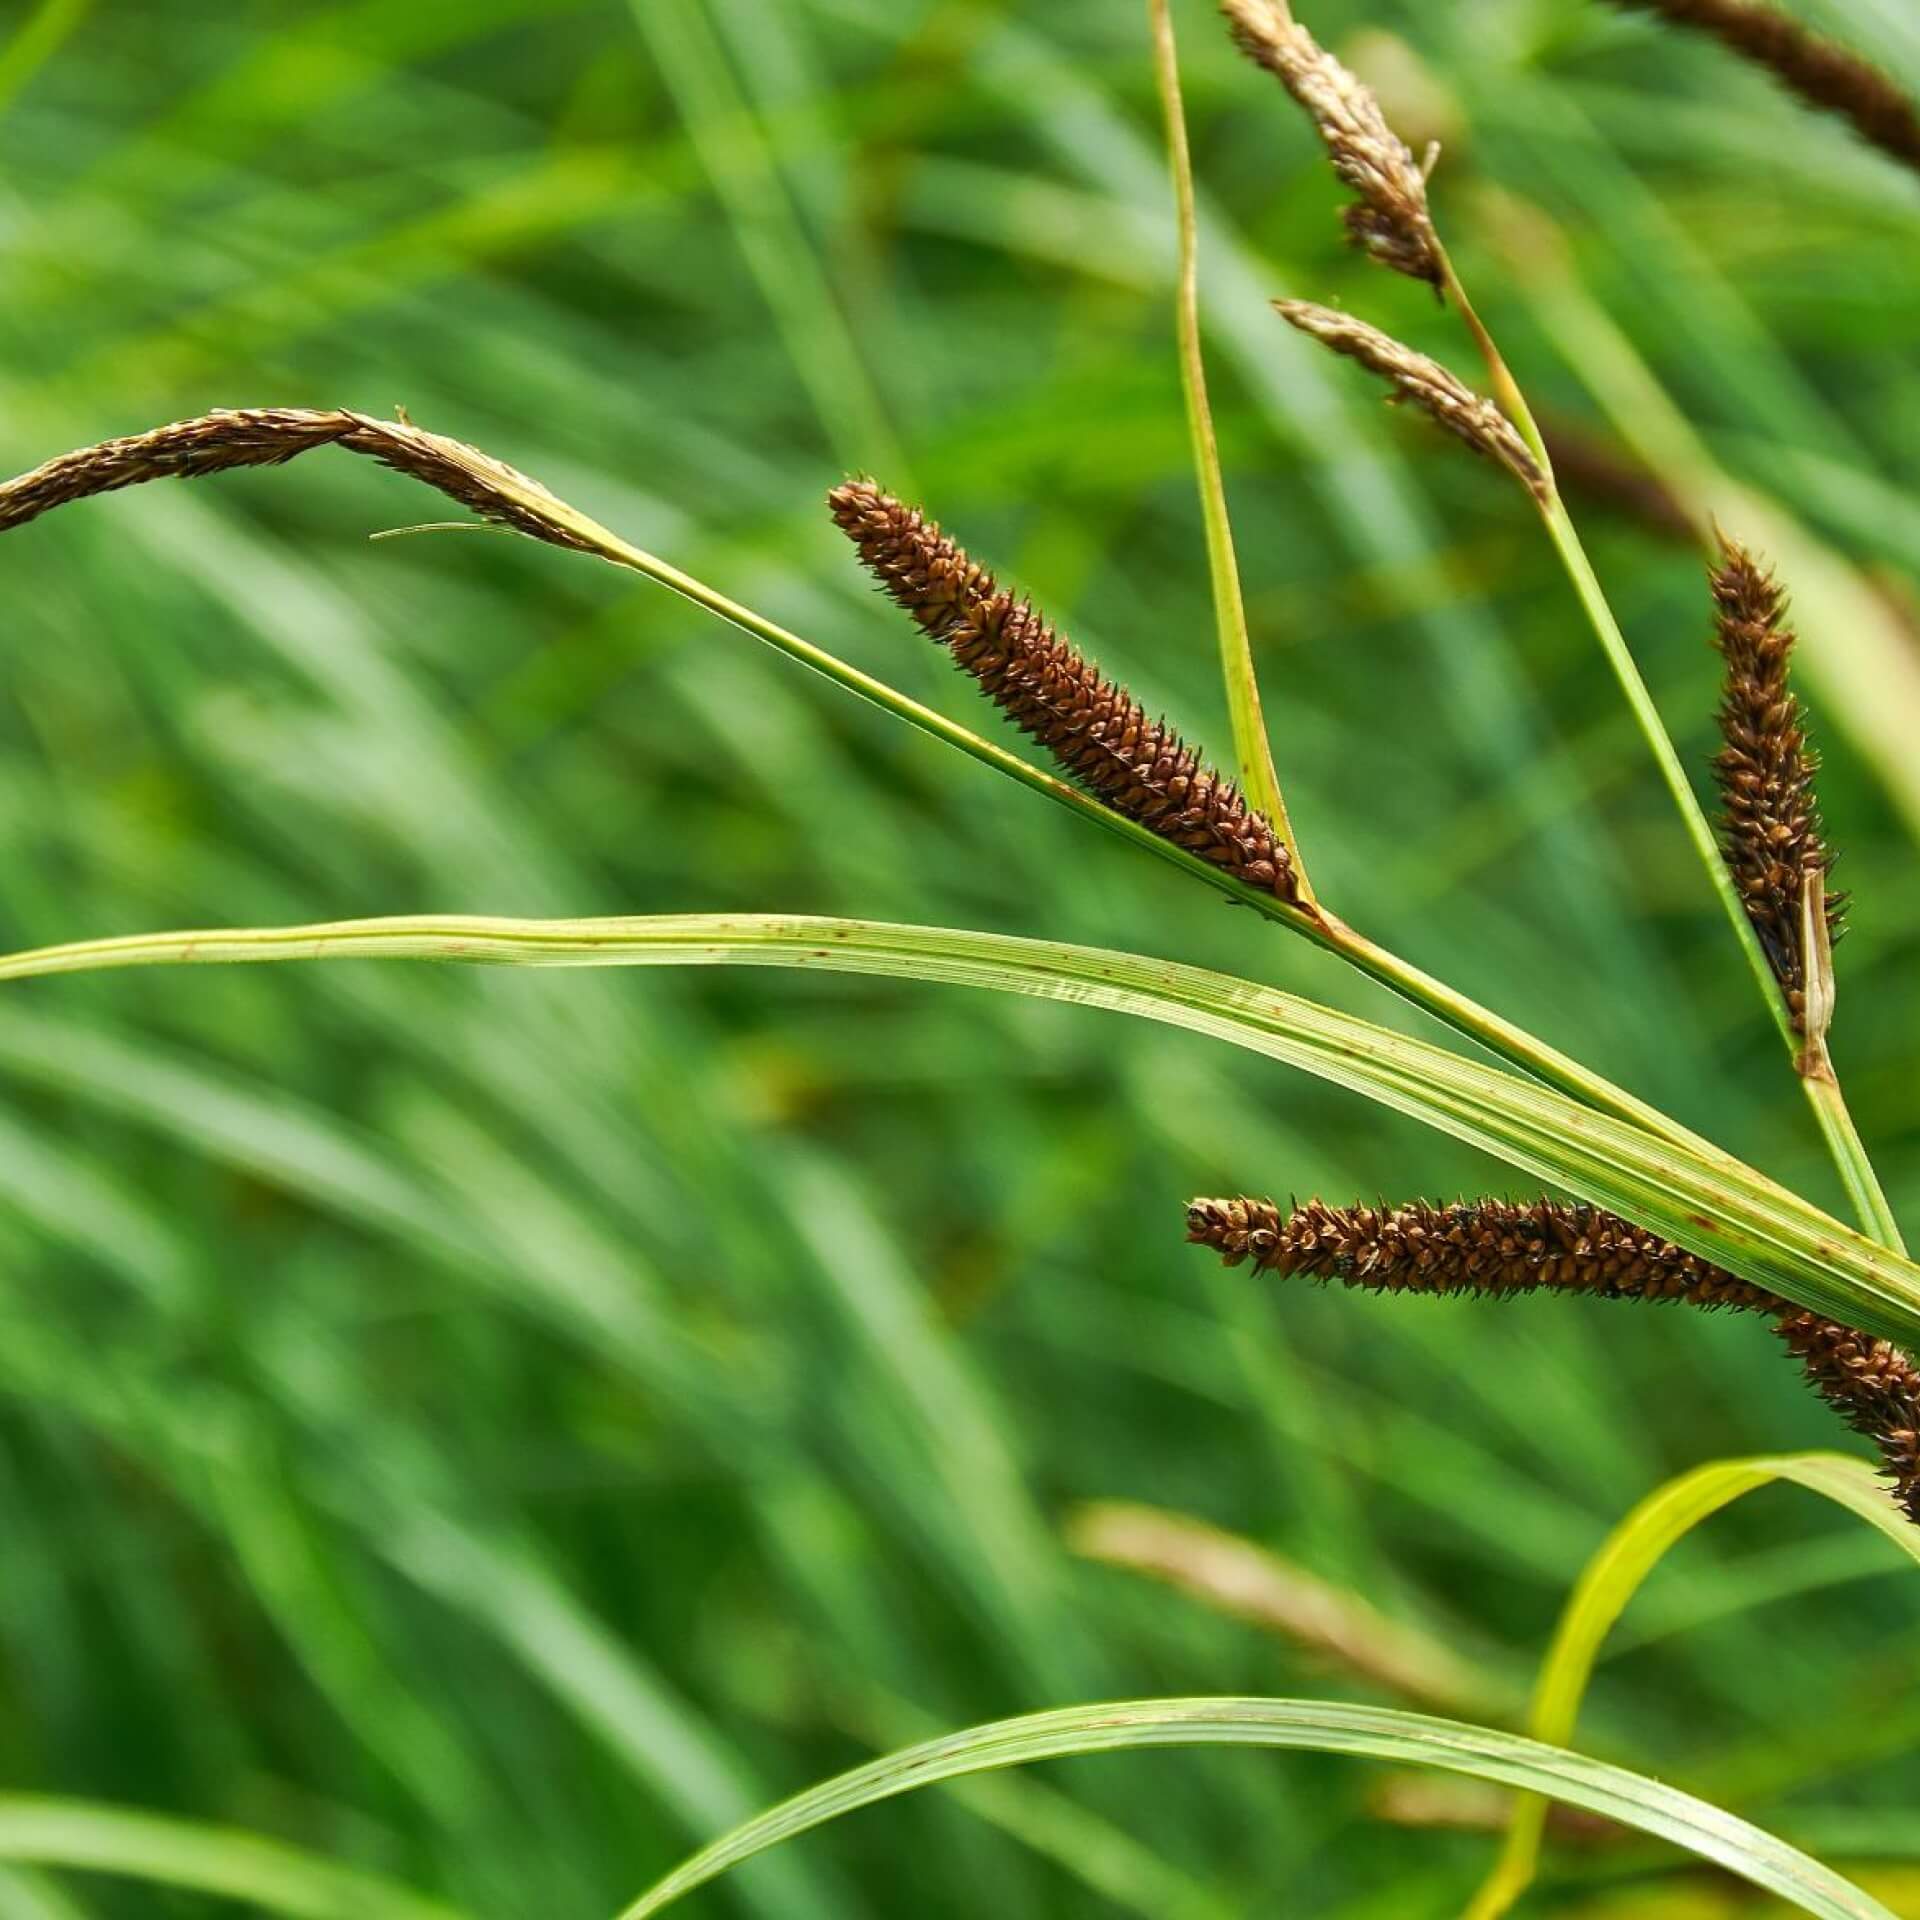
[611, 1695, 1893, 1920]
[5, 910, 1912, 1343]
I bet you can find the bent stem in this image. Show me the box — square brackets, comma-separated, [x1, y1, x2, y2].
[1148, 0, 1311, 899]
[0, 411, 1748, 1171]
[1436, 248, 1905, 1253]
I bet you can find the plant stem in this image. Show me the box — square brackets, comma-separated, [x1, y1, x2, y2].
[1805, 1073, 1906, 1252]
[0, 413, 1741, 1180]
[1435, 246, 1906, 1252]
[1147, 0, 1311, 899]
[583, 520, 1748, 1163]
[440, 440, 1726, 1161]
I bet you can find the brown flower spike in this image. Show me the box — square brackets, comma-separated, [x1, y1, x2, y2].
[828, 481, 1299, 904]
[1221, 0, 1443, 288]
[1186, 1195, 1779, 1310]
[1273, 302, 1547, 499]
[1710, 536, 1844, 1029]
[1598, 0, 1920, 178]
[0, 407, 596, 552]
[1189, 1194, 1920, 1523]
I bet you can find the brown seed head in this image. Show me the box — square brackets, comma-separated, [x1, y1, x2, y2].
[0, 407, 596, 553]
[1221, 0, 1443, 288]
[1598, 0, 1920, 178]
[828, 481, 1299, 904]
[1709, 535, 1844, 1027]
[1185, 1194, 1783, 1309]
[1272, 302, 1547, 499]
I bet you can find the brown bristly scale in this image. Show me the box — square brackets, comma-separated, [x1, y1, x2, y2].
[1219, 0, 1443, 290]
[1188, 1194, 1920, 1523]
[827, 480, 1300, 905]
[1272, 302, 1547, 500]
[1598, 0, 1920, 178]
[1709, 534, 1844, 1029]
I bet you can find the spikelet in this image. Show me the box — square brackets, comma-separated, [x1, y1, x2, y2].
[1598, 0, 1920, 178]
[1185, 1195, 1782, 1309]
[1709, 535, 1844, 1028]
[1272, 302, 1547, 499]
[1220, 0, 1443, 288]
[828, 480, 1299, 904]
[1189, 1193, 1920, 1524]
[0, 407, 596, 552]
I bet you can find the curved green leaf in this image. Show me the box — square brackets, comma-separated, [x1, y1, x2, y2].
[1467, 1452, 1920, 1920]
[610, 1696, 1891, 1920]
[3, 911, 1916, 1345]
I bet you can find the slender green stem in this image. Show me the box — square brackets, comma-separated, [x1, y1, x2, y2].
[0, 413, 1744, 1183]
[462, 456, 1732, 1162]
[1539, 472, 1907, 1253]
[562, 487, 1736, 1156]
[1435, 245, 1905, 1252]
[1147, 0, 1310, 898]
[1436, 252, 1551, 481]
[1804, 1074, 1906, 1251]
[1539, 497, 1794, 1039]
[1307, 911, 1727, 1165]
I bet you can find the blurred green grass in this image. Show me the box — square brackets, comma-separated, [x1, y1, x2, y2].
[0, 0, 1918, 1913]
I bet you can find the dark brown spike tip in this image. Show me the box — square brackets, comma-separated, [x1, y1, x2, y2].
[1709, 534, 1845, 1028]
[1599, 0, 1920, 180]
[829, 483, 1300, 905]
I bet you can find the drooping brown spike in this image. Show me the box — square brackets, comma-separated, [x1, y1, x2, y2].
[1272, 302, 1548, 499]
[1597, 0, 1920, 179]
[0, 407, 596, 553]
[1709, 535, 1844, 1028]
[1220, 0, 1443, 289]
[828, 481, 1299, 904]
[1189, 1193, 1920, 1525]
[1185, 1195, 1783, 1310]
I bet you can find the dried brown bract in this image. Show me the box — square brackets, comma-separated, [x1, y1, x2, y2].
[1599, 0, 1920, 178]
[0, 407, 595, 553]
[1710, 536, 1844, 1028]
[1185, 1194, 1781, 1309]
[828, 481, 1299, 904]
[1221, 0, 1443, 288]
[1273, 301, 1547, 499]
[1190, 1192, 1920, 1523]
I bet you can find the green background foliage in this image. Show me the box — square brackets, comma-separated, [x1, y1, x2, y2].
[0, 0, 1917, 1912]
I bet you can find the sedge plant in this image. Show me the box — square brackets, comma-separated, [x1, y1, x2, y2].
[0, 0, 1917, 1914]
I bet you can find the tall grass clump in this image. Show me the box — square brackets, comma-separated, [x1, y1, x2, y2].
[2, 0, 1918, 1915]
